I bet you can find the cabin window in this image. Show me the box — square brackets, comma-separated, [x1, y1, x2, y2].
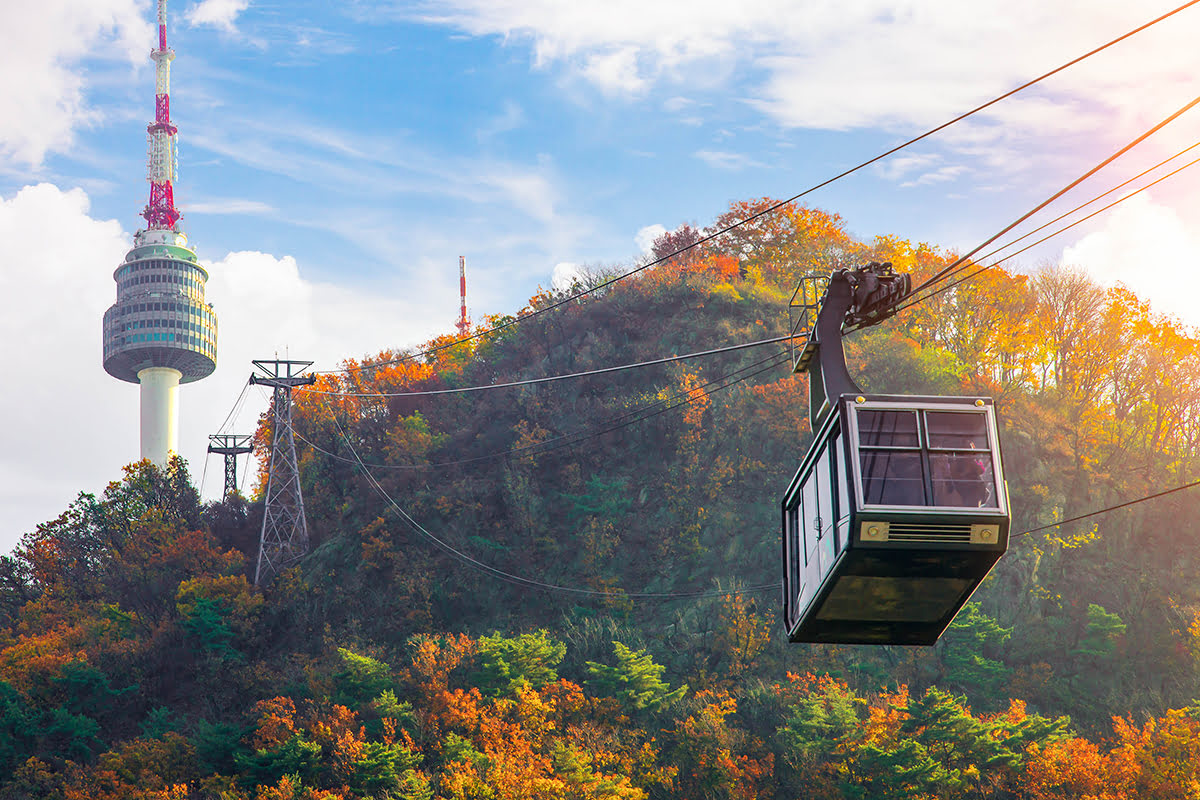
[787, 503, 802, 600]
[856, 407, 998, 509]
[926, 412, 998, 508]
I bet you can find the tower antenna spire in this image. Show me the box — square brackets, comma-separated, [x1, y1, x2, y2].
[456, 256, 470, 337]
[145, 0, 180, 230]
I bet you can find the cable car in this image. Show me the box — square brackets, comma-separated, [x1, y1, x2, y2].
[781, 264, 1010, 645]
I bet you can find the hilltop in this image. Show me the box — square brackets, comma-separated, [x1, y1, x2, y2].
[4, 198, 1200, 798]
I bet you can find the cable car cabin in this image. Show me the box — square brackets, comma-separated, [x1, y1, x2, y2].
[781, 394, 1009, 645]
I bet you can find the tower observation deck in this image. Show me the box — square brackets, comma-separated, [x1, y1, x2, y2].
[102, 0, 217, 465]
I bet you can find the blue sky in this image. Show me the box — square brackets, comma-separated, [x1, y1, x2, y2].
[3, 0, 1200, 548]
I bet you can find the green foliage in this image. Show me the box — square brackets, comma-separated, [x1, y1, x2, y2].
[442, 733, 490, 772]
[475, 630, 566, 696]
[349, 740, 425, 796]
[563, 476, 634, 525]
[586, 641, 687, 712]
[1075, 603, 1127, 658]
[779, 679, 865, 763]
[192, 719, 243, 775]
[53, 659, 137, 718]
[0, 682, 36, 775]
[940, 602, 1012, 703]
[180, 595, 239, 658]
[40, 706, 102, 761]
[234, 733, 322, 788]
[140, 706, 184, 740]
[334, 647, 395, 708]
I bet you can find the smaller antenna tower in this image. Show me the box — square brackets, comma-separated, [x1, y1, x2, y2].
[456, 255, 470, 337]
[207, 434, 253, 499]
[250, 360, 316, 584]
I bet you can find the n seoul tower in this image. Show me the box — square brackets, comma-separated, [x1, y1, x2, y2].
[102, 0, 217, 465]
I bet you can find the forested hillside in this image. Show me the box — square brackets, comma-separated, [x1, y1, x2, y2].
[4, 198, 1200, 798]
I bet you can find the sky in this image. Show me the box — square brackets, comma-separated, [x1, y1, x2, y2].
[3, 0, 1200, 551]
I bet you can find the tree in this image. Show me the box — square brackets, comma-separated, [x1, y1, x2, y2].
[475, 631, 565, 697]
[586, 642, 687, 713]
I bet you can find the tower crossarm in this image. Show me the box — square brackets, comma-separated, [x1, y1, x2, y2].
[207, 433, 253, 456]
[250, 359, 317, 389]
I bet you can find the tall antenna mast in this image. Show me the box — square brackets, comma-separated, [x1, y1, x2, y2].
[145, 0, 180, 230]
[456, 255, 470, 337]
[102, 0, 218, 466]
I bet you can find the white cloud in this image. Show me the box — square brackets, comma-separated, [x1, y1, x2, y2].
[0, 183, 442, 553]
[635, 224, 666, 255]
[694, 150, 764, 171]
[0, 0, 149, 166]
[0, 183, 133, 550]
[901, 165, 968, 188]
[413, 0, 1200, 159]
[551, 261, 582, 290]
[581, 47, 646, 95]
[185, 0, 250, 32]
[1062, 193, 1200, 327]
[183, 198, 275, 215]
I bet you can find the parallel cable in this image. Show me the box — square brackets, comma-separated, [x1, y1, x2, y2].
[320, 0, 1200, 377]
[985, 140, 1200, 260]
[902, 93, 1200, 308]
[326, 406, 777, 599]
[890, 146, 1200, 314]
[303, 350, 790, 471]
[215, 379, 251, 436]
[304, 335, 791, 398]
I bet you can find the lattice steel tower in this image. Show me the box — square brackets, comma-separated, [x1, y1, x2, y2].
[102, 0, 217, 465]
[208, 434, 254, 499]
[251, 360, 316, 584]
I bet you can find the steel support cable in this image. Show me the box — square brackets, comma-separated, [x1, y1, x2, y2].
[318, 1, 1200, 378]
[887, 148, 1200, 315]
[985, 140, 1200, 260]
[215, 379, 252, 436]
[323, 404, 777, 599]
[903, 93, 1200, 306]
[303, 335, 792, 398]
[297, 350, 791, 472]
[1015, 478, 1200, 537]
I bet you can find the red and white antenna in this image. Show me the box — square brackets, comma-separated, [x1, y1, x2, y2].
[143, 0, 181, 230]
[456, 255, 470, 337]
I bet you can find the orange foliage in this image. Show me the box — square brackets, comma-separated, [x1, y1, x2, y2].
[250, 696, 299, 750]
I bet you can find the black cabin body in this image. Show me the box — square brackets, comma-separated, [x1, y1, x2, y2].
[781, 393, 1009, 645]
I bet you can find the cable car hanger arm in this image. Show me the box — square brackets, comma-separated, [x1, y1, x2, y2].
[803, 262, 911, 427]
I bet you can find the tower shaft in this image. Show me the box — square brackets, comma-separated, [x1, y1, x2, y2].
[140, 367, 181, 463]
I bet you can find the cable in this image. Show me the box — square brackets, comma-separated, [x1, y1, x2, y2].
[319, 0, 1200, 378]
[902, 93, 1200, 312]
[985, 140, 1200, 260]
[303, 335, 792, 398]
[891, 146, 1200, 314]
[325, 404, 777, 599]
[215, 379, 251, 436]
[1015, 478, 1200, 537]
[199, 452, 211, 498]
[301, 350, 791, 471]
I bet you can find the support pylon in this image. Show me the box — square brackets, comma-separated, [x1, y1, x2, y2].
[250, 360, 316, 584]
[207, 434, 253, 499]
